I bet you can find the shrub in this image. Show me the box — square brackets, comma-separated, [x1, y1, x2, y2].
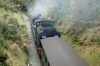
[3, 13, 9, 20]
[0, 62, 9, 66]
[0, 49, 8, 62]
[21, 5, 27, 12]
[0, 22, 9, 34]
[9, 43, 20, 55]
[0, 19, 21, 45]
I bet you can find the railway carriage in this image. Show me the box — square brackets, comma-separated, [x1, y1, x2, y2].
[40, 37, 88, 66]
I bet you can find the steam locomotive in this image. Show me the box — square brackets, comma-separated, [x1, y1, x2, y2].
[31, 15, 60, 48]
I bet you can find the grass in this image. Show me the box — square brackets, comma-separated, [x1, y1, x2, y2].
[7, 49, 28, 66]
[0, 7, 29, 66]
[0, 8, 24, 25]
[59, 25, 100, 66]
[0, 8, 7, 17]
[74, 44, 100, 66]
[13, 12, 25, 25]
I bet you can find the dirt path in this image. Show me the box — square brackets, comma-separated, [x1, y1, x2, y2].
[21, 13, 41, 66]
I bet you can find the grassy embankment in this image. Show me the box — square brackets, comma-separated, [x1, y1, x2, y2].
[57, 22, 100, 66]
[0, 8, 30, 66]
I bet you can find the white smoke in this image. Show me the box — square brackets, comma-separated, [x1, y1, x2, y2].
[27, 0, 58, 17]
[27, 0, 100, 21]
[28, 1, 48, 17]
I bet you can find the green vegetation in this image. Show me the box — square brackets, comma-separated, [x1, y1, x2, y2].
[0, 0, 27, 12]
[0, 0, 29, 65]
[0, 8, 29, 66]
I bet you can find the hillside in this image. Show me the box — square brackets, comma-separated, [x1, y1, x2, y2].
[0, 0, 29, 66]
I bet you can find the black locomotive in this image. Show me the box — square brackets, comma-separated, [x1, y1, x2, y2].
[31, 15, 60, 48]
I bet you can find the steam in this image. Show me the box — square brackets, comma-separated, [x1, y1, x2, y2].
[27, 0, 61, 17]
[28, 3, 47, 16]
[27, 0, 75, 19]
[28, 0, 49, 17]
[27, 0, 100, 22]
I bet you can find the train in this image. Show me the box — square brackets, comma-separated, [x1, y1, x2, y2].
[31, 15, 60, 48]
[31, 15, 88, 66]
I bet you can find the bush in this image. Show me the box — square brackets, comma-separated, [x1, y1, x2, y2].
[0, 22, 9, 34]
[3, 13, 9, 20]
[8, 17, 19, 27]
[21, 5, 27, 12]
[0, 19, 21, 45]
[9, 43, 20, 55]
[0, 38, 9, 50]
[0, 62, 8, 66]
[0, 49, 8, 63]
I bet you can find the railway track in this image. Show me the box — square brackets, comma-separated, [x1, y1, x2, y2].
[21, 12, 41, 66]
